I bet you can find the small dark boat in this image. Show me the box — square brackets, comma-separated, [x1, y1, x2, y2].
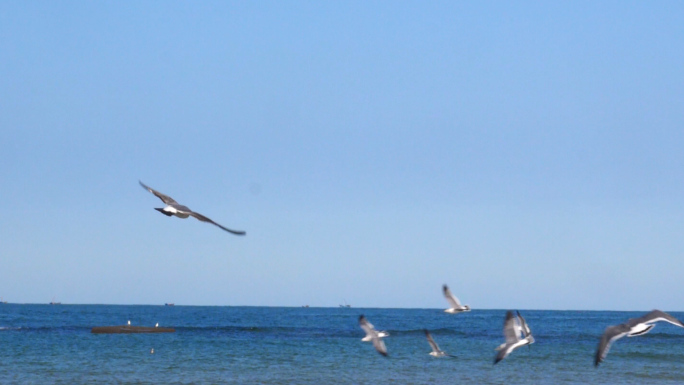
[91, 325, 175, 334]
[165, 303, 175, 306]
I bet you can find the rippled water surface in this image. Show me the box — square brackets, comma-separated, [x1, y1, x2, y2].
[2, 305, 684, 384]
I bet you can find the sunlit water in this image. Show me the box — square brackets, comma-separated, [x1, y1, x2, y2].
[1, 305, 683, 384]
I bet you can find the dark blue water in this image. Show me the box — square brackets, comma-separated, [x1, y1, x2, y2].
[1, 305, 683, 384]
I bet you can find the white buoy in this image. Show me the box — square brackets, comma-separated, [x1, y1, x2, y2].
[150, 348, 154, 354]
[128, 320, 131, 325]
[155, 323, 159, 327]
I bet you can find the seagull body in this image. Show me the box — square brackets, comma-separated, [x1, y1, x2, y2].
[359, 315, 388, 356]
[494, 311, 535, 364]
[361, 330, 389, 341]
[443, 284, 470, 313]
[595, 310, 684, 366]
[425, 329, 449, 357]
[139, 181, 246, 235]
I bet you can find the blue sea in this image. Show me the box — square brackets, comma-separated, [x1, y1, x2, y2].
[1, 305, 684, 384]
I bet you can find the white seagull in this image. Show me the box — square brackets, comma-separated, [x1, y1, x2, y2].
[359, 315, 388, 356]
[595, 309, 684, 366]
[139, 180, 246, 235]
[443, 284, 470, 313]
[494, 311, 535, 364]
[496, 311, 534, 351]
[425, 329, 449, 357]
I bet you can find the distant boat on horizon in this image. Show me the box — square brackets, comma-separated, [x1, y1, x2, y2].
[49, 297, 61, 305]
[339, 299, 351, 308]
[165, 303, 175, 306]
[0, 297, 7, 304]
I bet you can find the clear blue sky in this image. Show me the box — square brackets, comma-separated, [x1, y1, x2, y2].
[2, 1, 683, 310]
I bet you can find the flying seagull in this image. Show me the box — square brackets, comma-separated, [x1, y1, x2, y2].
[425, 329, 449, 357]
[139, 180, 246, 235]
[494, 311, 535, 364]
[495, 311, 534, 351]
[359, 315, 388, 356]
[595, 309, 684, 366]
[443, 284, 470, 313]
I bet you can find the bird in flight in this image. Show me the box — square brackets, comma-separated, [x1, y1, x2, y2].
[424, 329, 450, 357]
[494, 310, 535, 364]
[139, 180, 246, 235]
[443, 284, 470, 313]
[595, 309, 684, 367]
[359, 315, 388, 357]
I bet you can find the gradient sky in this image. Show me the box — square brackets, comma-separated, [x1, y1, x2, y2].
[2, 1, 684, 310]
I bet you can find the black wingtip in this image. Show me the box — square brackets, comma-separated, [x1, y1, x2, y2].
[227, 230, 247, 236]
[594, 349, 602, 367]
[594, 352, 602, 367]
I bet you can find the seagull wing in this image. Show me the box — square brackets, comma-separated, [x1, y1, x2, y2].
[503, 311, 521, 345]
[517, 311, 532, 337]
[494, 343, 514, 364]
[188, 211, 246, 235]
[425, 330, 441, 353]
[139, 181, 178, 205]
[372, 335, 388, 356]
[443, 284, 462, 308]
[632, 310, 684, 328]
[595, 324, 630, 366]
[359, 315, 376, 335]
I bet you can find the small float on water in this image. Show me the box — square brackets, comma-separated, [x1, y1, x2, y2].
[91, 325, 175, 334]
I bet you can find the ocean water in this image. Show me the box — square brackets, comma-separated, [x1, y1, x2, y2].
[1, 305, 684, 384]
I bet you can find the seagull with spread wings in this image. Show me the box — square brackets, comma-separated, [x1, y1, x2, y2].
[139, 180, 246, 235]
[595, 310, 684, 367]
[424, 329, 450, 357]
[359, 315, 388, 357]
[494, 311, 535, 364]
[443, 284, 470, 313]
